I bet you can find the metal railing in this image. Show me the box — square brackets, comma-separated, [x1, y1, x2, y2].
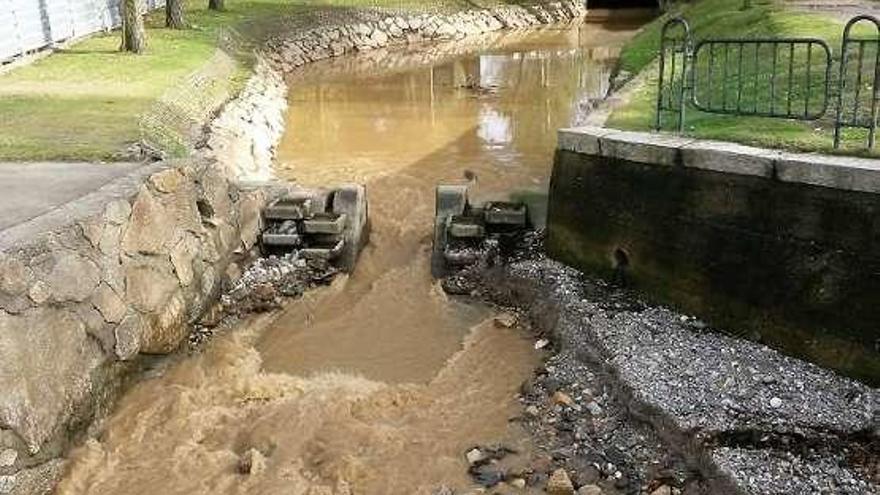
[834, 15, 880, 148]
[656, 14, 880, 150]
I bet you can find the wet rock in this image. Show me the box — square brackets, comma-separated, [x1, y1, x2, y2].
[547, 468, 575, 495]
[466, 447, 488, 465]
[494, 312, 517, 328]
[469, 463, 504, 487]
[552, 391, 575, 408]
[238, 448, 267, 476]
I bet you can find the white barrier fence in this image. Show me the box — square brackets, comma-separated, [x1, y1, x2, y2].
[0, 0, 165, 63]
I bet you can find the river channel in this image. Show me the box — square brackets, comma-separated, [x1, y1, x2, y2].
[56, 16, 646, 495]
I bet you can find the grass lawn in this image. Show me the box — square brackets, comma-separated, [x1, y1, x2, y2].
[0, 0, 530, 162]
[607, 0, 880, 156]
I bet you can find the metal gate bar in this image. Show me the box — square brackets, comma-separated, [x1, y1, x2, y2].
[834, 15, 880, 149]
[655, 14, 880, 150]
[691, 38, 831, 120]
[655, 17, 691, 133]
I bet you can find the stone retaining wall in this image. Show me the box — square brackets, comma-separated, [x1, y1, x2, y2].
[0, 159, 268, 493]
[265, 0, 587, 75]
[548, 126, 880, 384]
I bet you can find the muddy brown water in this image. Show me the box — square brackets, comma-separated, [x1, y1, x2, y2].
[57, 17, 646, 495]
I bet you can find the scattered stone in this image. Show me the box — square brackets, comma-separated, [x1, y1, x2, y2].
[585, 401, 603, 417]
[469, 463, 504, 488]
[552, 391, 576, 408]
[494, 312, 517, 328]
[238, 448, 267, 476]
[525, 405, 540, 417]
[769, 397, 783, 409]
[433, 486, 455, 495]
[650, 485, 672, 495]
[546, 468, 575, 495]
[509, 477, 526, 489]
[535, 339, 549, 350]
[466, 447, 488, 465]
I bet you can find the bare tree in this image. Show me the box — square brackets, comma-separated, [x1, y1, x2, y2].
[121, 0, 145, 53]
[209, 0, 225, 11]
[166, 0, 186, 29]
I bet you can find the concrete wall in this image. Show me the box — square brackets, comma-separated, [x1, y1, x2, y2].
[0, 0, 166, 64]
[547, 127, 880, 385]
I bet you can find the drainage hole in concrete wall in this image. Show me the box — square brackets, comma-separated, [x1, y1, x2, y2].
[613, 247, 631, 270]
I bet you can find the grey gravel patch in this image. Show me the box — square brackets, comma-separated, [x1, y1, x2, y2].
[451, 231, 879, 495]
[713, 447, 874, 495]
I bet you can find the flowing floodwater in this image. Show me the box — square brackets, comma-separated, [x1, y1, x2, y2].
[57, 17, 646, 495]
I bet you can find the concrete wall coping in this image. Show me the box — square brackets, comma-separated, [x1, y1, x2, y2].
[558, 126, 880, 194]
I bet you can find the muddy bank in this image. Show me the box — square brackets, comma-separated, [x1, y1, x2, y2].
[446, 232, 879, 494]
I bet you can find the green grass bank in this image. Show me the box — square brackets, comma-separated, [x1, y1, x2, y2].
[608, 0, 880, 156]
[0, 0, 535, 162]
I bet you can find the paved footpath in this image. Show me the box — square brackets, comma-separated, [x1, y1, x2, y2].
[0, 162, 142, 231]
[781, 0, 880, 19]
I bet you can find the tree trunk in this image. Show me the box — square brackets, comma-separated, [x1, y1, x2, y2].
[166, 0, 186, 29]
[121, 0, 145, 53]
[208, 0, 224, 11]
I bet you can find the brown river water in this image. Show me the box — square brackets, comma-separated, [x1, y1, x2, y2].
[57, 17, 645, 495]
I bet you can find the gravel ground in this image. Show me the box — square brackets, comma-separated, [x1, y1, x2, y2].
[447, 231, 879, 495]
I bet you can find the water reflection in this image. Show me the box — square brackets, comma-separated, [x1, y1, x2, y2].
[264, 21, 648, 384]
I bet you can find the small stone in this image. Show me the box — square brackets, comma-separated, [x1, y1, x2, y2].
[535, 339, 549, 350]
[525, 405, 540, 417]
[586, 401, 603, 416]
[769, 397, 783, 409]
[578, 485, 603, 495]
[510, 478, 526, 489]
[650, 486, 672, 495]
[546, 468, 575, 495]
[433, 486, 455, 495]
[0, 449, 17, 467]
[238, 448, 267, 476]
[494, 312, 517, 328]
[466, 447, 487, 465]
[552, 391, 575, 408]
